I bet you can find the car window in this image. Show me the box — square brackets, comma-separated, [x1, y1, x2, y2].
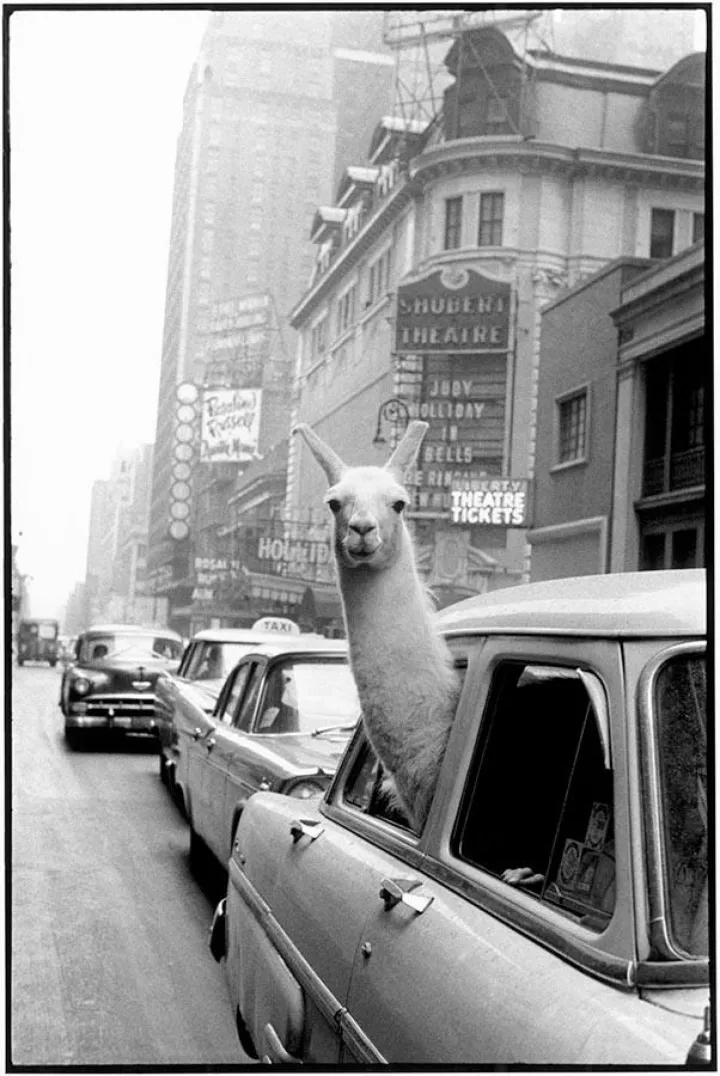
[184, 641, 256, 681]
[343, 739, 416, 832]
[254, 659, 360, 735]
[655, 652, 707, 957]
[216, 664, 253, 726]
[235, 664, 264, 732]
[453, 662, 615, 931]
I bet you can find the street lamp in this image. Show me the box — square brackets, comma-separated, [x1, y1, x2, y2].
[373, 397, 410, 446]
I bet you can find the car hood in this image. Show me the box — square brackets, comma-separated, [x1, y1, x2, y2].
[263, 730, 352, 773]
[183, 679, 224, 712]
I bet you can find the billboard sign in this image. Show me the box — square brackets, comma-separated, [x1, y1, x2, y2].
[449, 479, 530, 527]
[204, 292, 271, 380]
[395, 267, 511, 354]
[200, 388, 262, 463]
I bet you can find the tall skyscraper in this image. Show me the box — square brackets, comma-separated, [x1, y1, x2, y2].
[146, 11, 393, 633]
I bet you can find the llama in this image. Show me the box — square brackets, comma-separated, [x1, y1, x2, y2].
[294, 420, 461, 830]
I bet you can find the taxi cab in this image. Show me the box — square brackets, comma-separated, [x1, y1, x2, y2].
[155, 626, 285, 798]
[179, 636, 359, 871]
[210, 571, 708, 1065]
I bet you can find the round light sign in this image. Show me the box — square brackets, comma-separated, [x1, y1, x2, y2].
[174, 443, 193, 462]
[176, 382, 199, 405]
[176, 403, 196, 424]
[170, 501, 190, 520]
[169, 520, 190, 540]
[175, 424, 194, 443]
[172, 461, 192, 480]
[171, 481, 191, 501]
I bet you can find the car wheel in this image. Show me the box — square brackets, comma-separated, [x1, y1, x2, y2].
[49, 659, 57, 667]
[189, 826, 207, 872]
[159, 752, 168, 785]
[17, 657, 24, 667]
[64, 727, 80, 750]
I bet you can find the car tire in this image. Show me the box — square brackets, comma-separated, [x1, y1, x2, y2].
[64, 727, 80, 750]
[159, 752, 168, 785]
[17, 657, 23, 667]
[49, 659, 57, 668]
[189, 826, 207, 873]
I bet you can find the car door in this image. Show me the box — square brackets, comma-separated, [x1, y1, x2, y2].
[339, 635, 666, 1065]
[194, 660, 259, 862]
[175, 643, 216, 797]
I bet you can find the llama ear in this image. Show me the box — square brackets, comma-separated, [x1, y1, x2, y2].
[293, 423, 347, 484]
[385, 420, 429, 481]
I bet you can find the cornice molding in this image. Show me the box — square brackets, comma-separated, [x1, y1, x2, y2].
[292, 140, 704, 328]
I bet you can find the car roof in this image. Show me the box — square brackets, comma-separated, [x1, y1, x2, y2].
[437, 569, 706, 639]
[237, 637, 349, 660]
[188, 628, 296, 644]
[83, 623, 183, 640]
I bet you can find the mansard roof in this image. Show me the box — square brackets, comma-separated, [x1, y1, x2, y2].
[309, 206, 346, 244]
[336, 165, 379, 207]
[368, 115, 428, 165]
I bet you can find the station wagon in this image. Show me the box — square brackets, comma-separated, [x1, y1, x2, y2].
[210, 570, 709, 1065]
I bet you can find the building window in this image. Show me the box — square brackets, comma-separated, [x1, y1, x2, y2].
[557, 390, 588, 464]
[693, 213, 704, 244]
[650, 208, 675, 259]
[444, 197, 463, 250]
[485, 95, 509, 134]
[642, 348, 705, 498]
[665, 112, 690, 157]
[478, 192, 504, 247]
[337, 284, 357, 335]
[311, 316, 327, 359]
[367, 248, 392, 307]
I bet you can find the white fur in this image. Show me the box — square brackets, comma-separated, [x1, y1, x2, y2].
[294, 421, 460, 829]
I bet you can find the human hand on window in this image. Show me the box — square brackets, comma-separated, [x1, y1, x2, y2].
[501, 867, 544, 888]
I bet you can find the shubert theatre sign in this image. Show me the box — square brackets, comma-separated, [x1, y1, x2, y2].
[395, 266, 510, 354]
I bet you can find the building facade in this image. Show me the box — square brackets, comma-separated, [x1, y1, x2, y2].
[610, 241, 706, 572]
[146, 11, 394, 635]
[288, 27, 705, 600]
[529, 241, 705, 578]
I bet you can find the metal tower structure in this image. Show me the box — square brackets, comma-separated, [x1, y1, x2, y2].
[381, 9, 554, 128]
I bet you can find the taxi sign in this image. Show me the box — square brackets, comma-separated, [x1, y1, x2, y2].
[252, 617, 301, 636]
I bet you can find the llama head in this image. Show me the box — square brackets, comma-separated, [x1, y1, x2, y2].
[293, 421, 429, 570]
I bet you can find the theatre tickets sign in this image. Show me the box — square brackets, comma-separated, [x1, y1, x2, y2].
[394, 266, 511, 354]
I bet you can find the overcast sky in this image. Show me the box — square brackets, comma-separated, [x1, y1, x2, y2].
[10, 8, 209, 617]
[9, 6, 707, 621]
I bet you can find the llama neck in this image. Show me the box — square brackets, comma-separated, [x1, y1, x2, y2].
[337, 530, 446, 673]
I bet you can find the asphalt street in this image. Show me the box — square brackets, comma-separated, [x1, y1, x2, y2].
[10, 663, 251, 1067]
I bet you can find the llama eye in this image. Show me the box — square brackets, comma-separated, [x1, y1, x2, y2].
[392, 500, 406, 514]
[327, 499, 342, 514]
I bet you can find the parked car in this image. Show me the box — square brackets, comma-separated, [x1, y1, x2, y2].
[17, 618, 60, 666]
[155, 626, 306, 797]
[60, 624, 184, 747]
[210, 570, 709, 1066]
[179, 636, 359, 871]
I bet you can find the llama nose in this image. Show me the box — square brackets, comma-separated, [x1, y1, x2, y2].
[349, 517, 376, 536]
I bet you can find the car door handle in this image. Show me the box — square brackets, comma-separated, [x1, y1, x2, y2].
[290, 818, 324, 843]
[192, 727, 203, 741]
[205, 737, 216, 751]
[379, 876, 434, 914]
[262, 1022, 299, 1064]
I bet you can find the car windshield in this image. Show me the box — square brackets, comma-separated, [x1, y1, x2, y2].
[256, 659, 360, 735]
[80, 634, 182, 662]
[184, 641, 258, 681]
[655, 653, 707, 957]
